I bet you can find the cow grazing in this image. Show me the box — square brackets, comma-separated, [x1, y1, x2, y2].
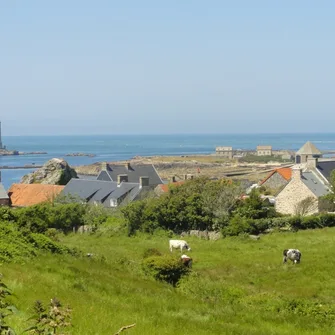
[283, 249, 301, 264]
[169, 240, 191, 253]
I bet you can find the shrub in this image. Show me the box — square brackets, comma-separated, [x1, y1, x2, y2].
[26, 233, 75, 255]
[142, 255, 190, 286]
[142, 248, 162, 259]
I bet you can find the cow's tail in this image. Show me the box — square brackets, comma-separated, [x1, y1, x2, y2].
[283, 249, 288, 257]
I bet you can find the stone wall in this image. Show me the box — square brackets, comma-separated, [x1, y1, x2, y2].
[275, 169, 318, 215]
[0, 198, 10, 206]
[262, 173, 288, 190]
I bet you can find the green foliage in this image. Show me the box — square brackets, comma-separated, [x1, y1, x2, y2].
[122, 177, 245, 234]
[318, 193, 335, 212]
[0, 275, 16, 335]
[24, 298, 72, 334]
[142, 255, 190, 286]
[26, 234, 76, 255]
[0, 223, 37, 263]
[234, 189, 277, 220]
[142, 248, 162, 259]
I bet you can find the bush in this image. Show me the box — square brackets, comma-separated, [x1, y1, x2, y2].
[26, 233, 76, 255]
[143, 248, 162, 259]
[142, 255, 190, 286]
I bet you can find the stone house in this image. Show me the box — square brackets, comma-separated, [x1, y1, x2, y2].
[275, 167, 330, 215]
[295, 141, 322, 164]
[215, 146, 233, 159]
[257, 145, 272, 156]
[259, 167, 292, 190]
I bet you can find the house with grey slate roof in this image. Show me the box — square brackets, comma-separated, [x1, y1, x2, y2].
[0, 172, 9, 206]
[61, 177, 151, 208]
[275, 166, 331, 215]
[97, 162, 163, 187]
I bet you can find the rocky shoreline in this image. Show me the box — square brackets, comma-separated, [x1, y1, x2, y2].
[0, 150, 47, 156]
[65, 152, 96, 157]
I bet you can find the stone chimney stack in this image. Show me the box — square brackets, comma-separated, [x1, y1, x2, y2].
[291, 167, 302, 180]
[307, 157, 318, 169]
[117, 174, 128, 184]
[139, 176, 149, 187]
[101, 162, 108, 171]
[125, 162, 131, 170]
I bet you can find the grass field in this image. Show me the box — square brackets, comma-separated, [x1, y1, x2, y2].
[3, 227, 335, 334]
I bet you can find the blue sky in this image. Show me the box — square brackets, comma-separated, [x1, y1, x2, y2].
[1, 1, 334, 135]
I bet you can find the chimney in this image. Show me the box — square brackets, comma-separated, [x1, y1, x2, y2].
[125, 162, 131, 170]
[139, 176, 149, 187]
[184, 174, 188, 180]
[307, 157, 318, 169]
[291, 167, 302, 180]
[101, 162, 108, 171]
[117, 174, 128, 184]
[171, 176, 176, 183]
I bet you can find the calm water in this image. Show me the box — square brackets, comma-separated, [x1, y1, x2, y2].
[1, 133, 335, 190]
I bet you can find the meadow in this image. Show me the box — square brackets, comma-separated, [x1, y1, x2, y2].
[3, 227, 335, 335]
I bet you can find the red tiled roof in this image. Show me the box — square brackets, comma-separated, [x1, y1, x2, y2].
[158, 181, 185, 193]
[260, 167, 292, 185]
[8, 184, 65, 207]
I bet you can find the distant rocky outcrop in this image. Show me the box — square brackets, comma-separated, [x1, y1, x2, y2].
[65, 152, 96, 157]
[20, 158, 78, 185]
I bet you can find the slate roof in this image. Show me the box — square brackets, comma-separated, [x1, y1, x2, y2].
[296, 141, 322, 155]
[260, 167, 292, 185]
[301, 171, 330, 197]
[96, 163, 163, 186]
[0, 183, 9, 200]
[316, 161, 335, 182]
[61, 178, 144, 207]
[8, 184, 64, 207]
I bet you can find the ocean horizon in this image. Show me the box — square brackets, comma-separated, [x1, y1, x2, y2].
[1, 133, 335, 190]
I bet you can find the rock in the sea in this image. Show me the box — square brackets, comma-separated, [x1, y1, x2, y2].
[20, 158, 78, 185]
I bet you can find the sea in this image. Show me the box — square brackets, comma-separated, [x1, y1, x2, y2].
[1, 133, 335, 191]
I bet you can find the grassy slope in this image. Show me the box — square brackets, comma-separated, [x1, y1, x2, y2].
[3, 228, 335, 335]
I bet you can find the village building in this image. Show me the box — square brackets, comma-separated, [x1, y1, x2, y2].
[96, 162, 163, 187]
[275, 163, 332, 216]
[259, 167, 292, 191]
[62, 177, 151, 208]
[8, 184, 65, 207]
[256, 145, 272, 156]
[215, 146, 233, 159]
[295, 141, 322, 164]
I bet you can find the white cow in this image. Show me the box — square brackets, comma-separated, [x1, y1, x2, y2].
[283, 249, 301, 264]
[169, 240, 191, 253]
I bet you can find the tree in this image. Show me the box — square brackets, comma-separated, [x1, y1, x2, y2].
[294, 196, 317, 216]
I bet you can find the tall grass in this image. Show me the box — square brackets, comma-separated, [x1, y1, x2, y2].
[3, 228, 335, 334]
